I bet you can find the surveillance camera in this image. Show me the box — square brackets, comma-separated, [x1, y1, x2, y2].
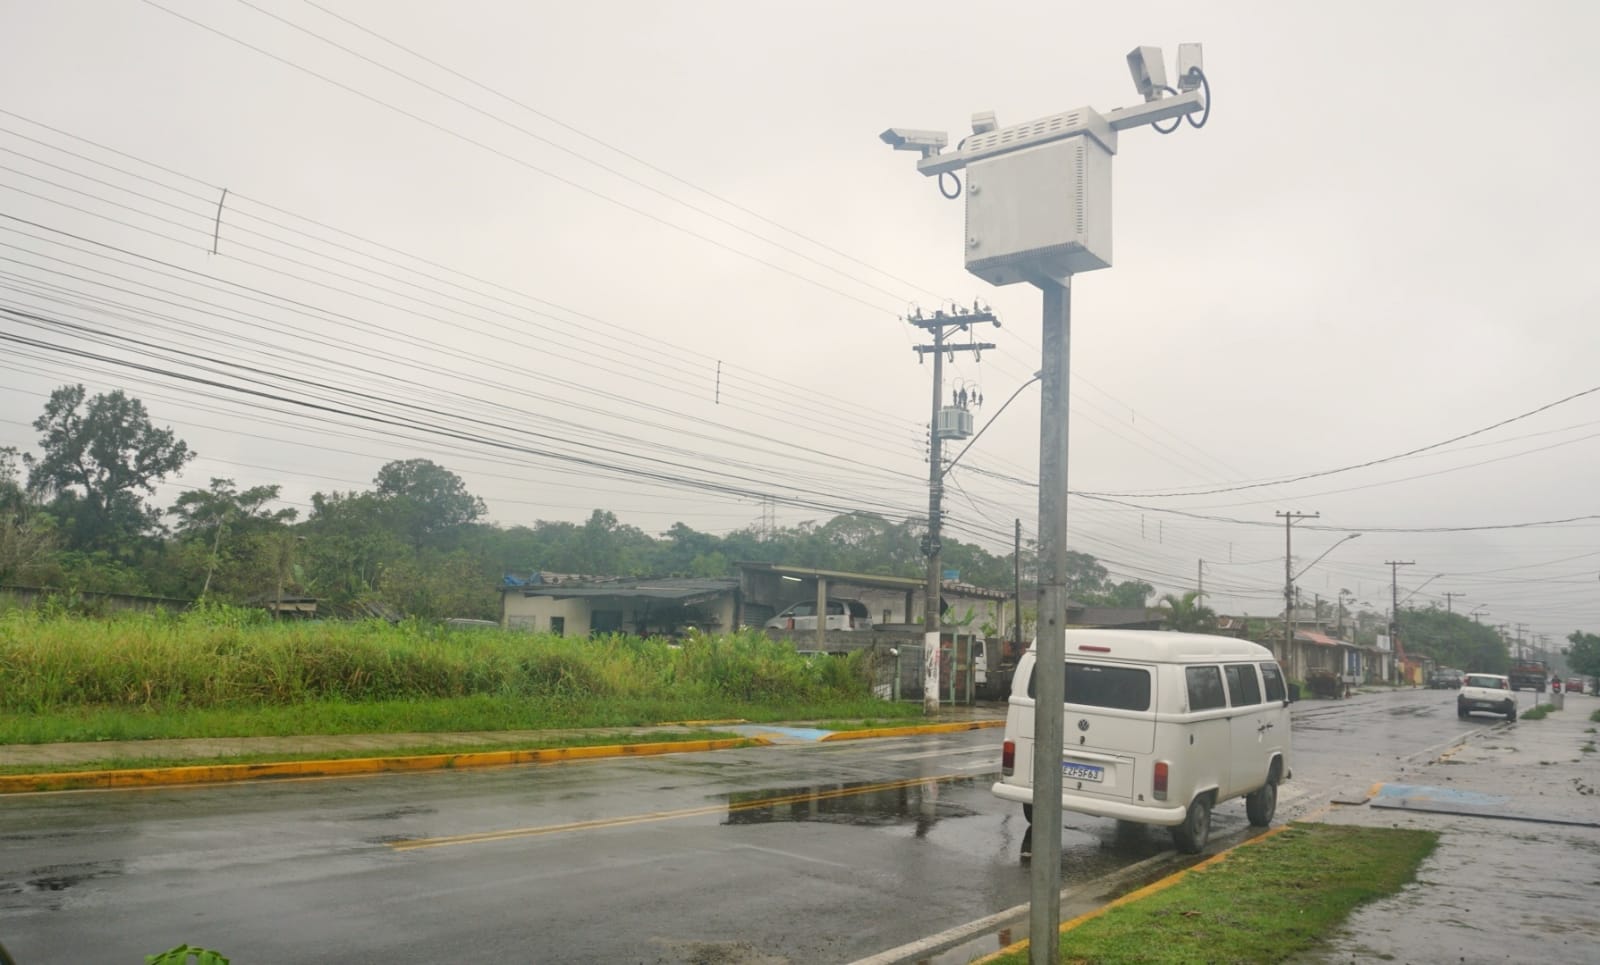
[879, 127, 948, 156]
[1126, 45, 1169, 102]
[1176, 43, 1204, 92]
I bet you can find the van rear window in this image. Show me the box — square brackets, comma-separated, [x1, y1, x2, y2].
[1028, 662, 1152, 711]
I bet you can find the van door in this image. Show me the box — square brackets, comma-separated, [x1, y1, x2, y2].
[1223, 663, 1269, 798]
[1034, 660, 1157, 802]
[1183, 665, 1232, 800]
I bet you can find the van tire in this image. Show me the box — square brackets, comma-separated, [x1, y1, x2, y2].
[1245, 778, 1277, 827]
[1022, 803, 1033, 824]
[1170, 795, 1211, 854]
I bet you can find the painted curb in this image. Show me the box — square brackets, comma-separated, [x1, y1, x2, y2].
[968, 823, 1297, 964]
[819, 719, 1005, 741]
[0, 737, 771, 794]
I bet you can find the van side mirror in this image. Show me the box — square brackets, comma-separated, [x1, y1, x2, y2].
[1286, 682, 1301, 704]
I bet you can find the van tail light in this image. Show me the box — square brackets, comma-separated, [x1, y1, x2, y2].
[1001, 740, 1015, 776]
[1152, 761, 1169, 801]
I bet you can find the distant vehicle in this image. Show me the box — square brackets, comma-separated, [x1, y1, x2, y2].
[764, 599, 870, 632]
[1566, 677, 1585, 694]
[1427, 668, 1463, 689]
[1508, 660, 1548, 692]
[1458, 673, 1516, 721]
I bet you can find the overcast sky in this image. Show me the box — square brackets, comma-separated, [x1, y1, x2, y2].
[2, 0, 1597, 645]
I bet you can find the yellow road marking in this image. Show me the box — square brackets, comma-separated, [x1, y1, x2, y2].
[388, 771, 968, 852]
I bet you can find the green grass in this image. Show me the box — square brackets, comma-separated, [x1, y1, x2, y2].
[1520, 704, 1554, 720]
[987, 823, 1437, 965]
[0, 729, 740, 777]
[0, 607, 925, 742]
[1591, 708, 1600, 724]
[0, 693, 921, 744]
[1581, 742, 1596, 754]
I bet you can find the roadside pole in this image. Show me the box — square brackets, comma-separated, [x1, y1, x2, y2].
[1029, 279, 1070, 956]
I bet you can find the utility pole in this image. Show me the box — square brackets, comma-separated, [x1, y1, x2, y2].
[1386, 561, 1415, 683]
[1197, 559, 1205, 603]
[1442, 591, 1466, 615]
[1515, 623, 1528, 661]
[910, 304, 999, 715]
[1277, 512, 1319, 671]
[1014, 518, 1023, 656]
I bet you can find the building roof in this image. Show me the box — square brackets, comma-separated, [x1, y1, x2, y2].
[507, 577, 738, 604]
[735, 561, 1011, 600]
[1295, 629, 1352, 647]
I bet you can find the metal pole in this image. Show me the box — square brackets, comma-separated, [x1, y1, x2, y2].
[1014, 518, 1023, 655]
[1197, 559, 1203, 604]
[925, 324, 945, 715]
[1029, 278, 1070, 965]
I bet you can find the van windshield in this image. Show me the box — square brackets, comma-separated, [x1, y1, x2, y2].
[1029, 661, 1152, 711]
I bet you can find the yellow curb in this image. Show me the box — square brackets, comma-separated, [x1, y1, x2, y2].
[970, 823, 1299, 964]
[819, 719, 1005, 741]
[0, 737, 771, 794]
[1367, 781, 1387, 800]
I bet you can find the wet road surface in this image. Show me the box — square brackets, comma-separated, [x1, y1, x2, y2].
[0, 689, 1506, 964]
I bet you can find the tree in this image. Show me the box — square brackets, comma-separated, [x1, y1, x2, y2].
[1566, 631, 1600, 678]
[0, 447, 58, 584]
[1159, 590, 1217, 632]
[372, 459, 486, 549]
[168, 478, 297, 599]
[27, 385, 194, 553]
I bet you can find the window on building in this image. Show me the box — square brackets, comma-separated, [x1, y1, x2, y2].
[549, 616, 565, 637]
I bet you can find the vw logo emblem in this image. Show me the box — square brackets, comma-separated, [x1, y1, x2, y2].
[1077, 718, 1089, 732]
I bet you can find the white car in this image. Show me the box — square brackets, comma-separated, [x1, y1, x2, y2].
[1457, 673, 1516, 721]
[763, 599, 870, 632]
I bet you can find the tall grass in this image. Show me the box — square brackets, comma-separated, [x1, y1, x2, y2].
[0, 606, 876, 715]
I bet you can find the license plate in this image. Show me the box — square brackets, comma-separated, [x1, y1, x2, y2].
[1063, 762, 1104, 783]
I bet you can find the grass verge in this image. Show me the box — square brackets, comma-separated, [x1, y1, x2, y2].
[0, 694, 923, 744]
[0, 729, 738, 778]
[1591, 708, 1600, 724]
[1520, 703, 1554, 720]
[983, 823, 1438, 965]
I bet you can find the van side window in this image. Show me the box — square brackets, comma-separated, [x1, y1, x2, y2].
[1259, 663, 1286, 702]
[1224, 664, 1263, 706]
[1185, 666, 1226, 711]
[1028, 662, 1152, 711]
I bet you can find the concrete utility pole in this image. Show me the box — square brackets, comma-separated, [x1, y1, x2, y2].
[910, 305, 998, 714]
[1014, 518, 1023, 656]
[1442, 591, 1466, 615]
[1197, 559, 1205, 603]
[1277, 512, 1319, 668]
[1386, 561, 1415, 682]
[882, 44, 1210, 963]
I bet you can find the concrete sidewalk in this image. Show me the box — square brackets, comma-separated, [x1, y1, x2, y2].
[0, 704, 1007, 768]
[1296, 692, 1600, 965]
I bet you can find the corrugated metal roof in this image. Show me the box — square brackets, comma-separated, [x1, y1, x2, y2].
[515, 577, 738, 602]
[1295, 630, 1352, 647]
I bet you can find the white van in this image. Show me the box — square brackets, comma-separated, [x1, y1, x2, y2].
[992, 630, 1293, 853]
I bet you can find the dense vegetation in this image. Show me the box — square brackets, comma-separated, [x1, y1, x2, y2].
[1395, 608, 1509, 673]
[0, 384, 1154, 619]
[0, 606, 921, 743]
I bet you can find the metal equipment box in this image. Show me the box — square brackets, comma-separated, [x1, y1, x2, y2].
[964, 135, 1113, 285]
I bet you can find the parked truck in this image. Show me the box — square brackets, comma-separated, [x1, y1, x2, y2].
[1508, 659, 1548, 692]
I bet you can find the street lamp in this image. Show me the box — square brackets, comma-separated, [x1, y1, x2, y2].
[1284, 534, 1361, 671]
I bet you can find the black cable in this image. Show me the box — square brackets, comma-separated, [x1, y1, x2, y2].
[939, 171, 961, 200]
[1186, 69, 1211, 129]
[1152, 86, 1183, 134]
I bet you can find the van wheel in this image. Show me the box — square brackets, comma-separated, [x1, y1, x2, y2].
[1170, 795, 1211, 854]
[1506, 706, 1517, 722]
[1022, 803, 1033, 824]
[1246, 778, 1277, 827]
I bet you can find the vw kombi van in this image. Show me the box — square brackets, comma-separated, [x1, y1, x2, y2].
[992, 630, 1292, 853]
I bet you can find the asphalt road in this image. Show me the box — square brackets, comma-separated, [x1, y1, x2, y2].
[0, 688, 1498, 965]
